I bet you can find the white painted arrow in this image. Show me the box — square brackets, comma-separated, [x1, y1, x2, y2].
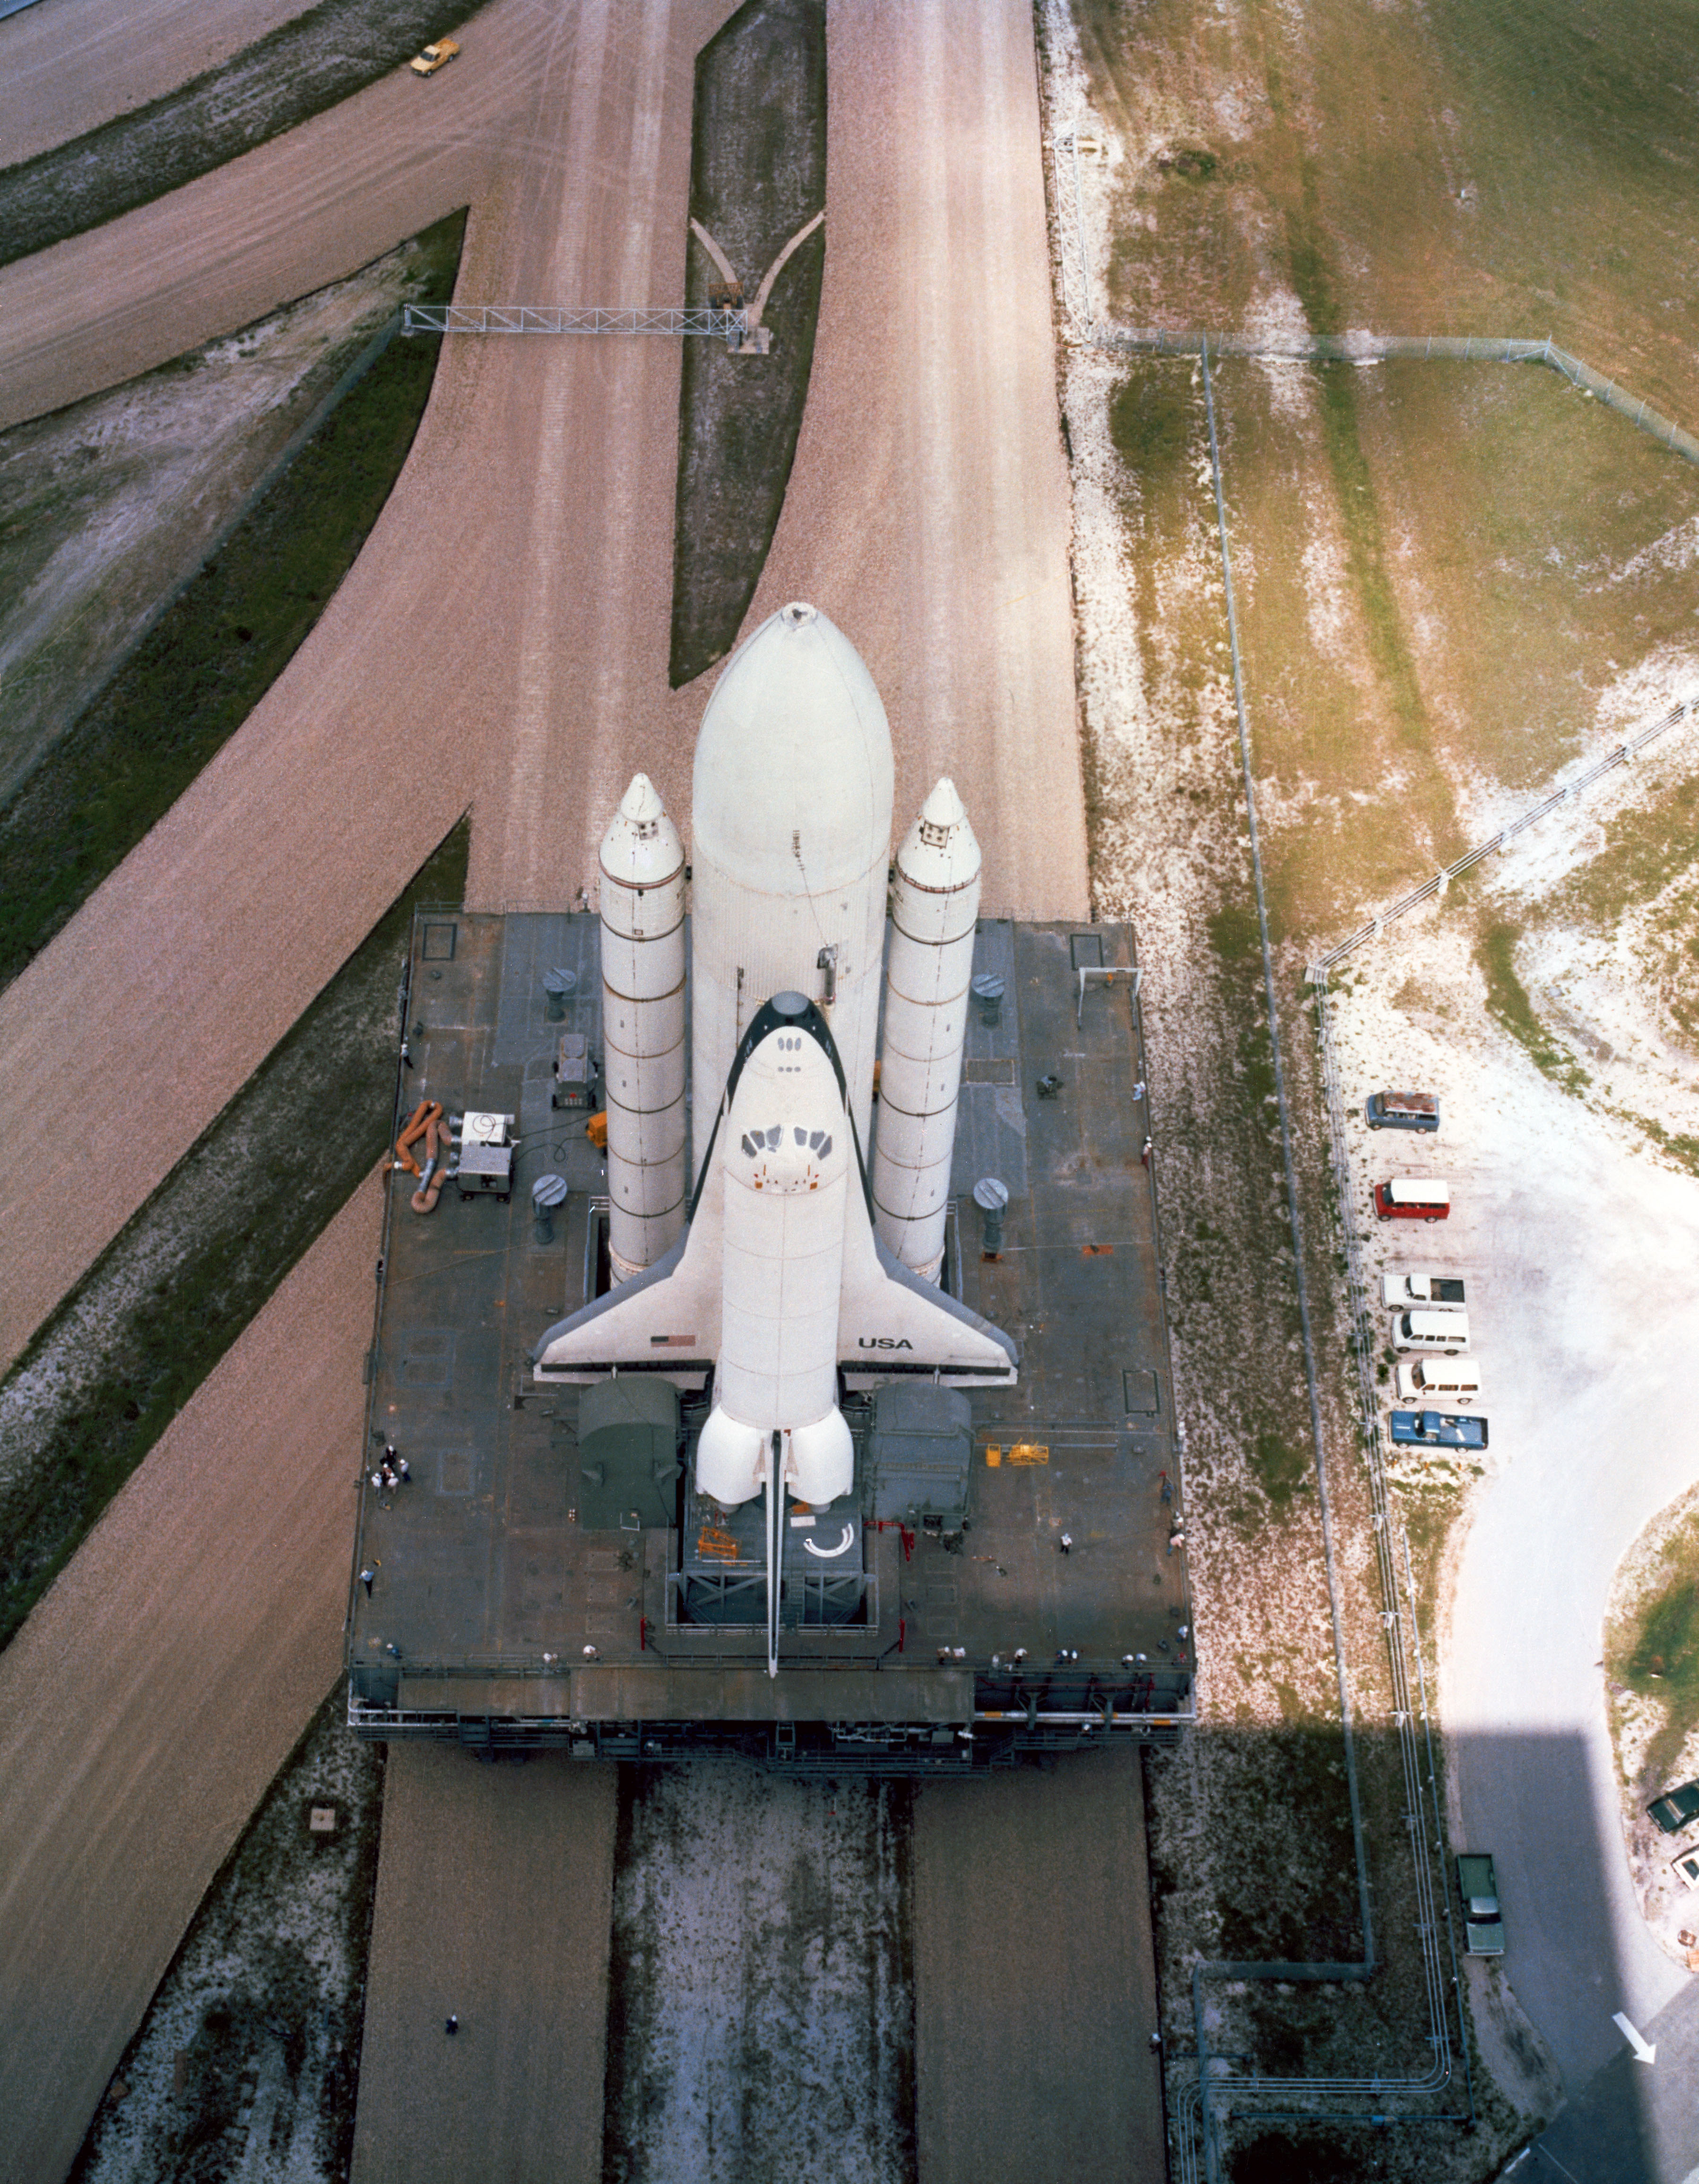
[1612, 2011, 1656, 2064]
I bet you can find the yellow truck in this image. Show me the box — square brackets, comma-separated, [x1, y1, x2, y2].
[409, 36, 459, 76]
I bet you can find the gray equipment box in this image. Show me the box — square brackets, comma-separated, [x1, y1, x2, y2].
[576, 1379, 681, 1531]
[456, 1110, 514, 1198]
[866, 1384, 973, 1529]
[554, 1032, 591, 1109]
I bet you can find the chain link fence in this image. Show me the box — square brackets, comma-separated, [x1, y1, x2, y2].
[1092, 326, 1699, 468]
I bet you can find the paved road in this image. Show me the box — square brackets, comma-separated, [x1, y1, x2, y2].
[914, 1754, 1167, 2184]
[0, 1176, 380, 2184]
[1533, 1973, 1699, 2183]
[350, 1746, 617, 2184]
[1439, 1095, 1696, 2101]
[0, 0, 309, 167]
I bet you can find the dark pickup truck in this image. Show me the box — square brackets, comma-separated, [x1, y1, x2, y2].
[1649, 1780, 1699, 1836]
[1456, 1853, 1504, 1954]
[1390, 1410, 1488, 1451]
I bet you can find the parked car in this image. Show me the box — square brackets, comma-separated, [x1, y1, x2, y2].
[1367, 1089, 1440, 1132]
[1456, 1852, 1504, 1955]
[409, 35, 460, 74]
[1390, 1410, 1488, 1451]
[1648, 1780, 1699, 1836]
[1374, 1178, 1450, 1223]
[1381, 1270, 1467, 1308]
[1391, 1309, 1470, 1356]
[1671, 1844, 1699, 1891]
[1396, 1357, 1480, 1403]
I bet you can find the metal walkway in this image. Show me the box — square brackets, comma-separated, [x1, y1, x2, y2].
[401, 304, 747, 341]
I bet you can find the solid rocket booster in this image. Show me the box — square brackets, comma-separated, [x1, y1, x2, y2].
[689, 600, 893, 1190]
[599, 774, 687, 1281]
[872, 779, 981, 1283]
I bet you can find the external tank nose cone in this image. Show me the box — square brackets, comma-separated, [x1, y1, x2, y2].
[692, 603, 894, 892]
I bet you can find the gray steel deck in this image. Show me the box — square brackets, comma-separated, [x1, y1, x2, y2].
[348, 914, 1193, 1764]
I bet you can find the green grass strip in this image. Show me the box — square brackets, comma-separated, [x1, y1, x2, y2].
[0, 209, 465, 991]
[669, 0, 827, 686]
[1476, 919, 1590, 1096]
[1609, 1508, 1699, 1785]
[0, 0, 491, 270]
[0, 818, 468, 1654]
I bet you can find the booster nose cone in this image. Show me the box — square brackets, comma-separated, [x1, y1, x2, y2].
[600, 772, 682, 893]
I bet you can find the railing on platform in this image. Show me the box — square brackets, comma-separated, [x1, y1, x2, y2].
[402, 303, 749, 341]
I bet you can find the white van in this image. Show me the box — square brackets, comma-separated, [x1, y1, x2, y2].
[1391, 1309, 1471, 1355]
[1396, 1357, 1481, 1403]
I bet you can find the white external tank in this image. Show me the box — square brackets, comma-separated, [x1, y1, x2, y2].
[690, 602, 893, 1187]
[694, 1004, 855, 1510]
[872, 778, 981, 1283]
[599, 774, 687, 1282]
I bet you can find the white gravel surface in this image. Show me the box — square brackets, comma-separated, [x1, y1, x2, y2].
[605, 1766, 912, 2184]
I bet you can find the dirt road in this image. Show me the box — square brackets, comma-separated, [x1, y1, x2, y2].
[0, 1175, 379, 2184]
[0, 9, 1109, 2172]
[0, 0, 731, 1374]
[0, 0, 308, 168]
[0, 0, 1085, 1383]
[746, 0, 1087, 926]
[350, 1746, 616, 2184]
[914, 1756, 1167, 2183]
[0, 2, 529, 429]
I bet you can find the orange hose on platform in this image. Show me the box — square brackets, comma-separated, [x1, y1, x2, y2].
[410, 1113, 448, 1215]
[392, 1098, 442, 1177]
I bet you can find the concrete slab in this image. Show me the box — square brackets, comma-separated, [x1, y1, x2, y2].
[350, 1743, 616, 2184]
[913, 1753, 1167, 2184]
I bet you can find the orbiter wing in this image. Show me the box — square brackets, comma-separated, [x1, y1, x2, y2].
[530, 1143, 1016, 1389]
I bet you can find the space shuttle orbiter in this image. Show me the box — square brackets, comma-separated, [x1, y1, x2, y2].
[532, 603, 1015, 1662]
